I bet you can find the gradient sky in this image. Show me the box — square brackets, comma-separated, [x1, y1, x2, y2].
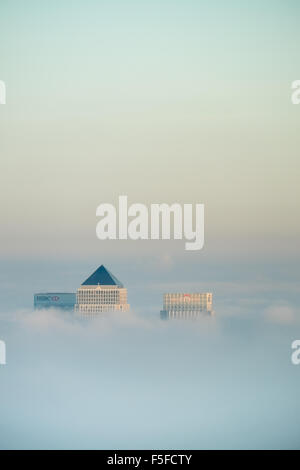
[0, 0, 299, 259]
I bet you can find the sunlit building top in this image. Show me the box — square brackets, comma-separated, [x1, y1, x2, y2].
[75, 265, 129, 315]
[161, 292, 213, 319]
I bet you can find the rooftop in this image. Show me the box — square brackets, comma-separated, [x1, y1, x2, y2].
[82, 265, 124, 287]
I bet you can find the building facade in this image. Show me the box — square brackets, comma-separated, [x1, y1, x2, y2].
[160, 292, 213, 319]
[34, 293, 76, 310]
[75, 265, 129, 315]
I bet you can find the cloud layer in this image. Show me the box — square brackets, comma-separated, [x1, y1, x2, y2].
[0, 304, 299, 450]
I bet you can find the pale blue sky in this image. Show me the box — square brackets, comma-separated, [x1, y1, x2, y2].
[0, 0, 299, 259]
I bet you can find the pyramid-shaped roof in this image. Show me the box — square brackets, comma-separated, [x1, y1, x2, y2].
[82, 265, 124, 287]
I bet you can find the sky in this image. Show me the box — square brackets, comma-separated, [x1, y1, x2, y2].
[0, 0, 299, 260]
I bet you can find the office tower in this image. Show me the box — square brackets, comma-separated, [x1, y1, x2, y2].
[34, 293, 76, 310]
[160, 293, 213, 319]
[75, 265, 130, 315]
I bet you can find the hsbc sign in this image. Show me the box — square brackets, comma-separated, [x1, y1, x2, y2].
[36, 295, 60, 302]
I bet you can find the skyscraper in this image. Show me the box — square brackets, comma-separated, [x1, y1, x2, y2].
[160, 293, 213, 319]
[34, 293, 76, 310]
[75, 265, 130, 315]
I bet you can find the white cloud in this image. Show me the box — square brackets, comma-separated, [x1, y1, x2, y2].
[264, 305, 297, 325]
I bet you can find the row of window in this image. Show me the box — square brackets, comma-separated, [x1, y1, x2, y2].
[168, 310, 212, 317]
[75, 304, 129, 312]
[164, 294, 212, 299]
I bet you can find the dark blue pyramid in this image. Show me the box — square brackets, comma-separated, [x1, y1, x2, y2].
[82, 265, 123, 287]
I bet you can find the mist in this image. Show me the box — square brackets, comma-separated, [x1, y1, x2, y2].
[0, 296, 299, 449]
